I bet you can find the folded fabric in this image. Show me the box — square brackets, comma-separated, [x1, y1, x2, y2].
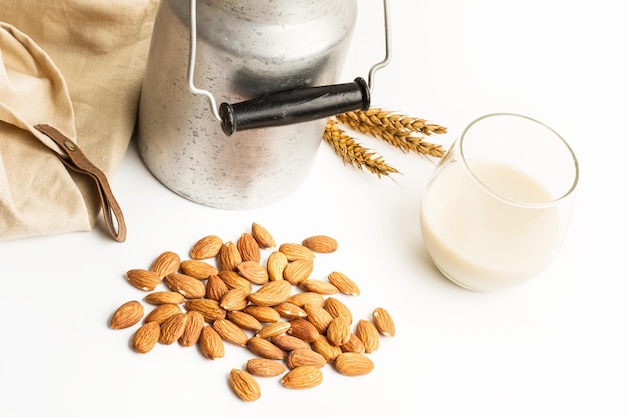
[0, 0, 158, 242]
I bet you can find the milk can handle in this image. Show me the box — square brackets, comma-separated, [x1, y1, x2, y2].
[219, 78, 370, 136]
[188, 0, 391, 136]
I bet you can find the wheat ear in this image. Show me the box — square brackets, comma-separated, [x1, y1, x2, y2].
[323, 119, 399, 178]
[336, 109, 447, 158]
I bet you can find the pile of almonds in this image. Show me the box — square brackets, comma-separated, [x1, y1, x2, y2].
[110, 222, 395, 402]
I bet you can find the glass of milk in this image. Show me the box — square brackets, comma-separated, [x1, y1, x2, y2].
[419, 113, 579, 291]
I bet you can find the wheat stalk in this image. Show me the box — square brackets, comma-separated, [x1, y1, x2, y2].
[323, 119, 399, 178]
[335, 114, 446, 158]
[340, 108, 448, 136]
[336, 108, 447, 158]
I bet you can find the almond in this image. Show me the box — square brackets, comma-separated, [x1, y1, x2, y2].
[190, 235, 223, 260]
[218, 241, 242, 271]
[283, 259, 314, 285]
[237, 233, 261, 263]
[281, 365, 323, 389]
[324, 297, 353, 324]
[247, 336, 285, 360]
[227, 311, 263, 331]
[272, 302, 307, 320]
[286, 348, 327, 369]
[205, 275, 229, 301]
[126, 269, 161, 291]
[110, 300, 143, 330]
[299, 279, 339, 295]
[302, 235, 338, 253]
[150, 251, 180, 278]
[246, 358, 286, 377]
[180, 259, 218, 279]
[246, 291, 286, 307]
[218, 270, 252, 294]
[164, 273, 206, 299]
[131, 321, 160, 354]
[144, 303, 182, 324]
[340, 333, 365, 354]
[159, 312, 188, 345]
[287, 292, 325, 309]
[251, 222, 276, 248]
[213, 318, 249, 346]
[372, 307, 395, 337]
[326, 316, 351, 346]
[311, 335, 342, 362]
[247, 280, 292, 307]
[266, 251, 288, 281]
[143, 291, 185, 306]
[287, 318, 320, 342]
[243, 305, 281, 323]
[180, 311, 204, 347]
[257, 278, 293, 295]
[334, 352, 374, 376]
[184, 299, 226, 322]
[150, 251, 181, 279]
[237, 261, 269, 285]
[271, 335, 312, 352]
[220, 288, 249, 311]
[230, 369, 261, 402]
[279, 243, 315, 261]
[257, 321, 291, 339]
[199, 325, 224, 359]
[327, 271, 360, 296]
[356, 319, 380, 353]
[303, 304, 334, 334]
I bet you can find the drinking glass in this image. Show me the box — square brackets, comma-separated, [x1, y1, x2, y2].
[419, 113, 579, 291]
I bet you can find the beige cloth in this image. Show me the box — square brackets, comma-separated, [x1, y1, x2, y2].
[0, 0, 157, 241]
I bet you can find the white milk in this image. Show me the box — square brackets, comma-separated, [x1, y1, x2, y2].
[420, 159, 563, 291]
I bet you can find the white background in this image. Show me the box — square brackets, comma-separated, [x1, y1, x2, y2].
[1, 0, 623, 416]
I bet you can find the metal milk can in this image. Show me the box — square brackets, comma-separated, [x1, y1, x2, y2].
[137, 0, 362, 209]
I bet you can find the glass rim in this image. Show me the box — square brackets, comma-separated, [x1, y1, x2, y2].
[459, 112, 580, 208]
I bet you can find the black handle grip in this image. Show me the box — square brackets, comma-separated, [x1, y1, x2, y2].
[219, 77, 370, 136]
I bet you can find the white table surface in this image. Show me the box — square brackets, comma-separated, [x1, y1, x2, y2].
[1, 1, 623, 416]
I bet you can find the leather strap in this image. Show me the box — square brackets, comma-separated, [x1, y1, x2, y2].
[34, 124, 127, 242]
